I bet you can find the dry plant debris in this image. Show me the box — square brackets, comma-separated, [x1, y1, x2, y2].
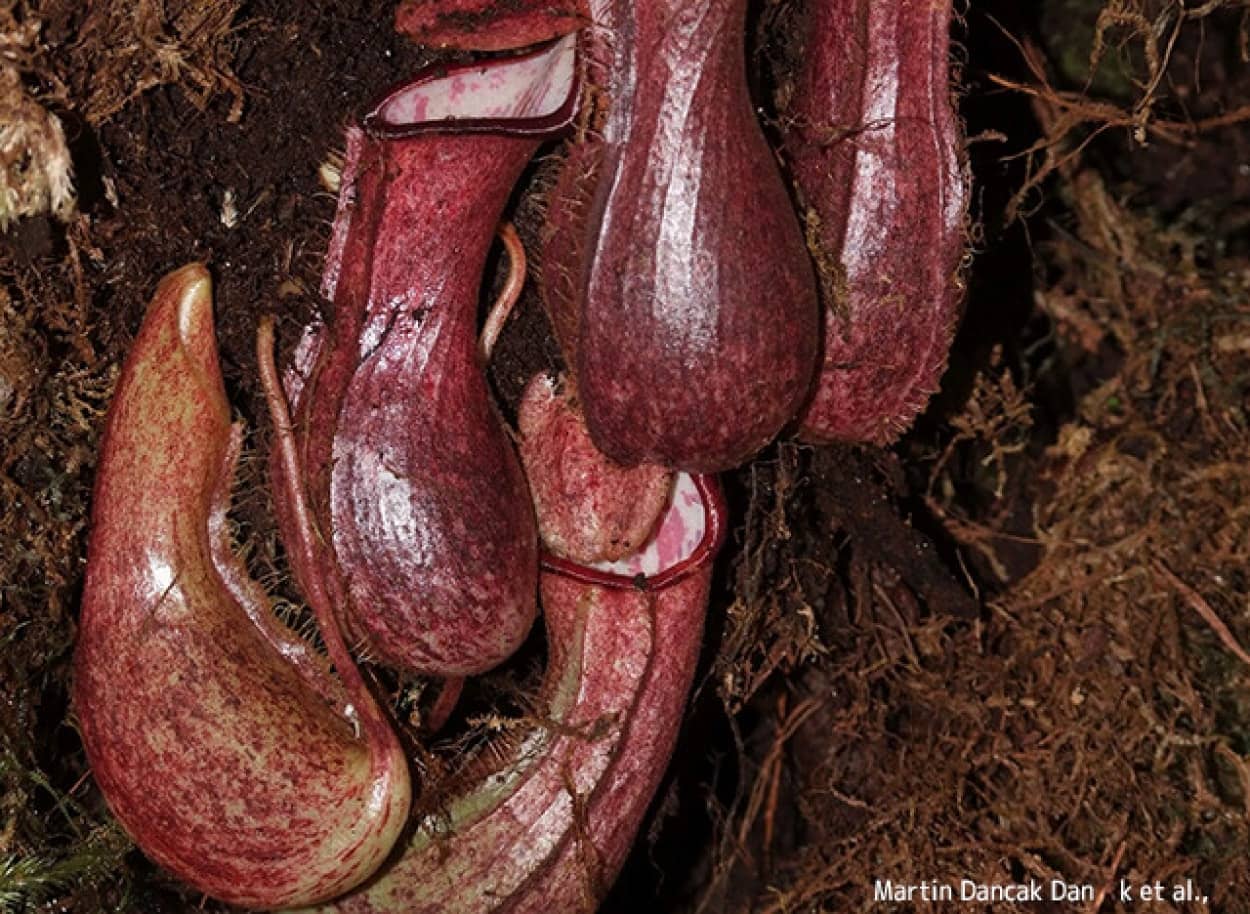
[0, 11, 73, 227]
[697, 179, 1250, 914]
[998, 0, 1250, 221]
[73, 0, 245, 125]
[690, 6, 1250, 912]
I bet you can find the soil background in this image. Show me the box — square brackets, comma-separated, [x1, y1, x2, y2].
[4, 0, 1250, 912]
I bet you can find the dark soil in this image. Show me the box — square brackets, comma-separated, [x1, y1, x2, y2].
[4, 0, 1250, 912]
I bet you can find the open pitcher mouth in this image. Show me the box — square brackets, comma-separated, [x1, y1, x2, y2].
[541, 473, 726, 591]
[365, 33, 580, 137]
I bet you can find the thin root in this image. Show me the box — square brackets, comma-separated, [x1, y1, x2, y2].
[1152, 560, 1250, 669]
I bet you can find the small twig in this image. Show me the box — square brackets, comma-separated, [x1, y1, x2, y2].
[1152, 560, 1250, 668]
[67, 770, 90, 798]
[1181, 0, 1236, 21]
[761, 693, 788, 866]
[735, 696, 820, 861]
[1088, 840, 1126, 913]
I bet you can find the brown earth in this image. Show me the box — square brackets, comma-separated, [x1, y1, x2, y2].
[3, 0, 1250, 912]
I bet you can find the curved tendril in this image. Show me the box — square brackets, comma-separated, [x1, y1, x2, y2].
[479, 222, 527, 362]
[257, 316, 393, 741]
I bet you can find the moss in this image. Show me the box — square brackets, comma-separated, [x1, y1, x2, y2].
[0, 826, 132, 913]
